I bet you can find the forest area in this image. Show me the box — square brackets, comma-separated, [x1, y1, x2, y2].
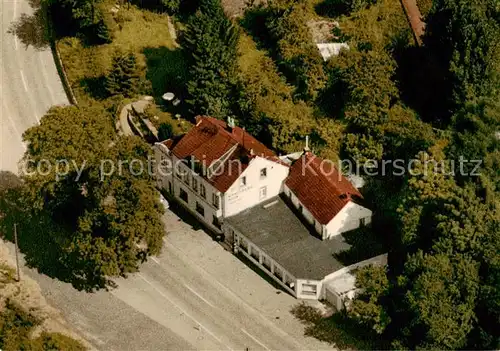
[1, 0, 498, 348]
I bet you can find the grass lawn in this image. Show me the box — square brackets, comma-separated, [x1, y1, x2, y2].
[57, 0, 187, 106]
[144, 104, 192, 135]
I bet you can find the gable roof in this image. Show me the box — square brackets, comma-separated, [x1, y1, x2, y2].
[162, 116, 282, 192]
[285, 152, 363, 225]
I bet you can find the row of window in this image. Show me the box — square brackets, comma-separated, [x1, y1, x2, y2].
[179, 188, 222, 229]
[176, 167, 219, 208]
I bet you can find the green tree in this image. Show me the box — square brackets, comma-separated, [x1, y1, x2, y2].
[44, 0, 111, 44]
[236, 34, 319, 153]
[0, 299, 85, 350]
[349, 265, 391, 334]
[425, 0, 500, 105]
[106, 51, 143, 97]
[397, 252, 480, 350]
[22, 106, 164, 289]
[158, 122, 174, 141]
[183, 0, 240, 119]
[265, 0, 327, 100]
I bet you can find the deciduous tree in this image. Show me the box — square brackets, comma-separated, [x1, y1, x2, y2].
[22, 106, 164, 289]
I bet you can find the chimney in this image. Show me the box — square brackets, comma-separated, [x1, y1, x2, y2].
[304, 135, 310, 152]
[227, 117, 235, 130]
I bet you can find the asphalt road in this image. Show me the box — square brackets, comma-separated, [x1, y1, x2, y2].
[1, 0, 68, 173]
[5, 212, 322, 350]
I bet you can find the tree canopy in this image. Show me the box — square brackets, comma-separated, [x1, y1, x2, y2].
[22, 106, 164, 289]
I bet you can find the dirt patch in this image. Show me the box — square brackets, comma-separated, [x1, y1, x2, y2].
[222, 0, 267, 17]
[0, 239, 93, 349]
[307, 19, 340, 43]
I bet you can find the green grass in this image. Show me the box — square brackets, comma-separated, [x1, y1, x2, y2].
[57, 0, 184, 106]
[144, 104, 191, 135]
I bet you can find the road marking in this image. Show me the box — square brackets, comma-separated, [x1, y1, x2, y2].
[149, 253, 215, 307]
[1, 93, 24, 144]
[240, 328, 271, 351]
[38, 55, 57, 104]
[164, 238, 301, 345]
[184, 284, 215, 308]
[137, 273, 233, 351]
[19, 70, 28, 91]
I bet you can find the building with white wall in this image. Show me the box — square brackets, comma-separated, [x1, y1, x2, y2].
[154, 116, 288, 233]
[284, 151, 372, 239]
[154, 116, 380, 304]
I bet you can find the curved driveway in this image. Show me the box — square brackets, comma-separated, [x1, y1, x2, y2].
[1, 0, 68, 173]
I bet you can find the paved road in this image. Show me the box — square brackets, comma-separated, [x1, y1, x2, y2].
[5, 210, 329, 350]
[1, 0, 68, 173]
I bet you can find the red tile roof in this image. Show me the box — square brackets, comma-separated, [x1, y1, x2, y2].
[285, 152, 363, 224]
[163, 116, 281, 192]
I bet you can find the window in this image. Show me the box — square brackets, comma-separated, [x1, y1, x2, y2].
[200, 184, 206, 198]
[212, 193, 220, 209]
[168, 181, 172, 193]
[196, 202, 204, 216]
[301, 283, 318, 296]
[240, 176, 247, 187]
[179, 188, 188, 203]
[299, 204, 303, 213]
[360, 217, 367, 227]
[184, 173, 190, 185]
[260, 168, 267, 178]
[175, 167, 182, 179]
[192, 177, 198, 193]
[259, 186, 267, 200]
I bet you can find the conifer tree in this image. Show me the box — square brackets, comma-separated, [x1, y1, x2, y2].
[105, 51, 142, 97]
[183, 0, 240, 119]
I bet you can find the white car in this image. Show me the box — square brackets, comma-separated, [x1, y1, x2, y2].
[158, 192, 169, 211]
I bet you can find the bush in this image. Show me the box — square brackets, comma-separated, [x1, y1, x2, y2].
[158, 122, 174, 140]
[0, 299, 85, 351]
[133, 0, 182, 14]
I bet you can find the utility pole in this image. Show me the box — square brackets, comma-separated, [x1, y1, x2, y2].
[14, 223, 20, 282]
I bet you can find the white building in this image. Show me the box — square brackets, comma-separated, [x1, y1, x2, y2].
[154, 116, 380, 304]
[154, 116, 289, 233]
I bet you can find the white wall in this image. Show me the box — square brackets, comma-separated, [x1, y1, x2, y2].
[224, 157, 289, 217]
[325, 202, 372, 239]
[296, 279, 322, 300]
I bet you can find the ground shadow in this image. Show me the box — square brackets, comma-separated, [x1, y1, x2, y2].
[0, 185, 112, 292]
[314, 0, 351, 18]
[235, 252, 291, 295]
[7, 0, 50, 51]
[393, 43, 452, 127]
[79, 76, 109, 100]
[143, 46, 189, 102]
[143, 46, 192, 119]
[334, 227, 385, 266]
[291, 302, 386, 349]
